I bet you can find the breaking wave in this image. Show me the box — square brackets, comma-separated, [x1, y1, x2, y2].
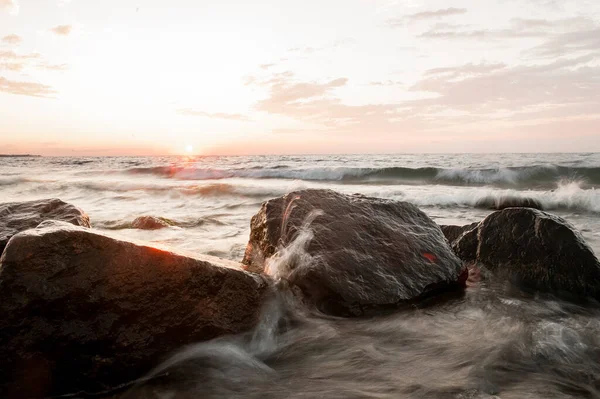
[123, 165, 600, 187]
[397, 182, 600, 214]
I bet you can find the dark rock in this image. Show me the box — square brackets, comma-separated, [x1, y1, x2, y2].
[452, 225, 479, 263]
[0, 222, 270, 398]
[474, 195, 543, 210]
[440, 223, 479, 244]
[242, 189, 466, 316]
[131, 215, 173, 230]
[0, 198, 90, 255]
[453, 208, 600, 299]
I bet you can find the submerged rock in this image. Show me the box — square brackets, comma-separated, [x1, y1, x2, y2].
[242, 189, 466, 316]
[131, 215, 173, 230]
[452, 208, 600, 299]
[0, 198, 90, 255]
[0, 222, 270, 398]
[474, 195, 543, 210]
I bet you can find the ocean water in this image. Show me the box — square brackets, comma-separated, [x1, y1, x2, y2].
[1, 153, 600, 398]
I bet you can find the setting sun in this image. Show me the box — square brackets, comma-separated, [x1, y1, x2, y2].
[185, 145, 194, 154]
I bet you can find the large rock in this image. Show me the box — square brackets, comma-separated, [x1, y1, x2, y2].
[0, 222, 270, 398]
[452, 208, 600, 299]
[242, 189, 466, 316]
[440, 223, 479, 245]
[0, 198, 90, 255]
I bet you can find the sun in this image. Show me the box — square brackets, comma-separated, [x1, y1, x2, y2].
[185, 144, 194, 154]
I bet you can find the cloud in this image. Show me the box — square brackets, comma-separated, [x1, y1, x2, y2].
[418, 16, 593, 40]
[369, 80, 402, 86]
[0, 51, 64, 73]
[248, 72, 412, 134]
[531, 26, 600, 57]
[176, 108, 250, 121]
[406, 7, 467, 21]
[37, 62, 69, 71]
[2, 34, 22, 45]
[425, 62, 507, 77]
[0, 50, 40, 61]
[288, 46, 319, 54]
[0, 0, 19, 15]
[50, 25, 73, 36]
[410, 54, 600, 115]
[0, 76, 55, 97]
[0, 63, 24, 71]
[387, 8, 467, 26]
[255, 75, 348, 112]
[260, 63, 275, 70]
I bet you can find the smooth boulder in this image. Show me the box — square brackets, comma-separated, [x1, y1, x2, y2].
[0, 222, 270, 398]
[242, 189, 466, 316]
[452, 208, 600, 299]
[0, 198, 90, 254]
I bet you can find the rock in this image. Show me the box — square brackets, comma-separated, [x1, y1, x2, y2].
[242, 189, 466, 316]
[440, 223, 479, 244]
[452, 225, 479, 263]
[474, 195, 543, 210]
[0, 198, 90, 255]
[0, 222, 270, 398]
[452, 208, 600, 299]
[131, 215, 173, 230]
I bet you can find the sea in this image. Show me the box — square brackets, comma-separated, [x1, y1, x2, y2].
[1, 153, 600, 398]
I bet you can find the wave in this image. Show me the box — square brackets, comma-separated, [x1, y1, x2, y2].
[123, 165, 600, 187]
[35, 181, 284, 199]
[96, 215, 227, 230]
[397, 182, 600, 214]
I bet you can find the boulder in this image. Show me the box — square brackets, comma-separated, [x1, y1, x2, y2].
[440, 222, 479, 245]
[0, 222, 270, 398]
[452, 208, 600, 299]
[131, 215, 173, 230]
[474, 195, 543, 210]
[0, 198, 90, 255]
[242, 189, 466, 316]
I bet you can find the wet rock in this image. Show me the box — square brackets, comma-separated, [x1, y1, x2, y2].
[441, 223, 479, 245]
[0, 198, 90, 255]
[452, 225, 480, 263]
[453, 208, 600, 299]
[131, 215, 173, 230]
[0, 222, 270, 398]
[242, 189, 466, 316]
[474, 195, 543, 210]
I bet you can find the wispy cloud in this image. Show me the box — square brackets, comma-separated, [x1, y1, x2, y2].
[176, 108, 250, 121]
[410, 54, 600, 114]
[260, 63, 275, 70]
[0, 0, 19, 15]
[418, 17, 593, 40]
[369, 80, 402, 86]
[0, 76, 55, 97]
[2, 34, 22, 45]
[0, 50, 41, 61]
[530, 26, 600, 57]
[37, 62, 69, 71]
[387, 8, 467, 27]
[50, 25, 73, 36]
[0, 63, 24, 71]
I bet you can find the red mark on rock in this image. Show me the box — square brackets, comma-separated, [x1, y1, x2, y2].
[423, 252, 437, 262]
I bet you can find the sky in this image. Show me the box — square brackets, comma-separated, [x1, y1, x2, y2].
[0, 0, 599, 156]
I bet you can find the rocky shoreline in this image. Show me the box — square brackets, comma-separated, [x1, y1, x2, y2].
[1, 190, 599, 398]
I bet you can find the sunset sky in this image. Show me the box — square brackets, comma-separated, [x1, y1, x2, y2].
[1, 0, 599, 155]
